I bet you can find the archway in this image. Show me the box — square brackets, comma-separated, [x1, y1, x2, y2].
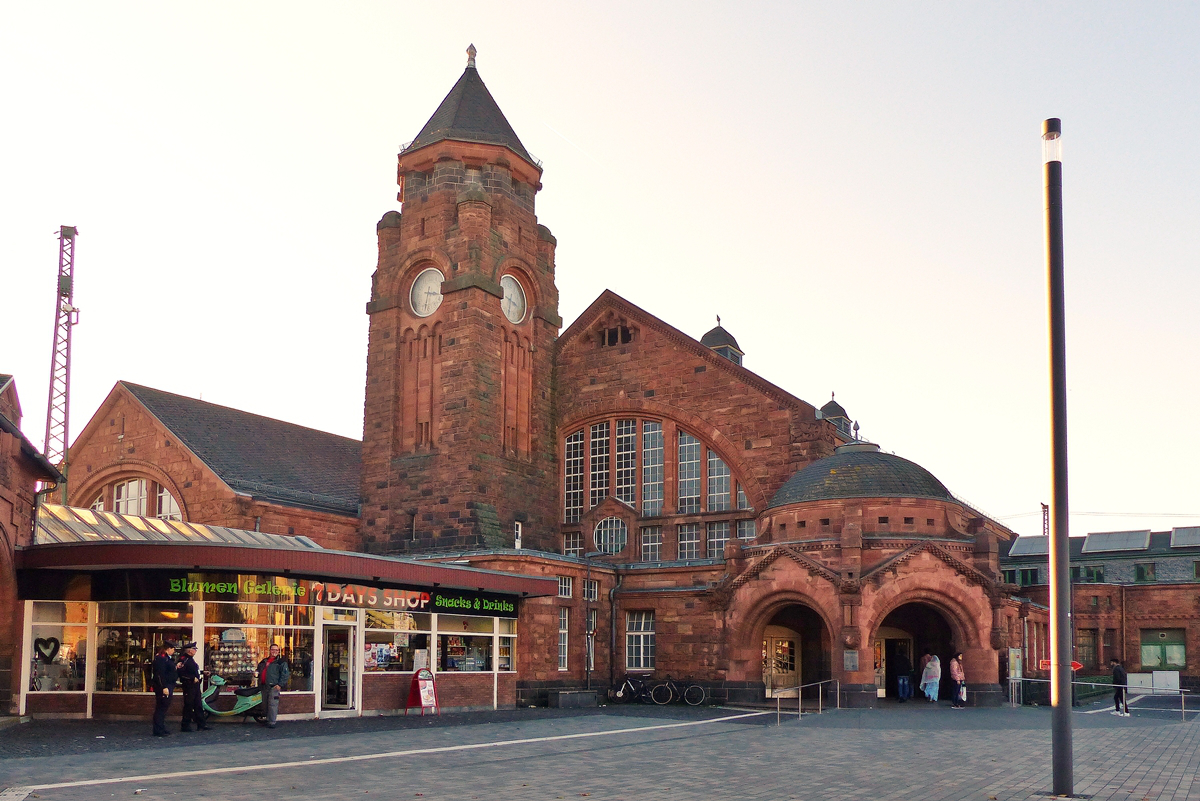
[761, 604, 831, 697]
[875, 602, 956, 700]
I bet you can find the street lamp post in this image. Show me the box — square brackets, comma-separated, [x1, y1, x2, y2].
[1043, 117, 1074, 797]
[584, 551, 604, 692]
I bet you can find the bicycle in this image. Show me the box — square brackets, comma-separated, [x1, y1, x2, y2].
[650, 675, 707, 706]
[613, 674, 653, 704]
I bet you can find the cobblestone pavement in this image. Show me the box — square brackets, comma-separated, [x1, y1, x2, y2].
[1, 700, 1198, 801]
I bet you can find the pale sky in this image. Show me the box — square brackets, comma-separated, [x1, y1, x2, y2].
[3, 2, 1198, 538]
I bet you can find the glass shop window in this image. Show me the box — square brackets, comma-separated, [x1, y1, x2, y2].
[202, 625, 315, 691]
[29, 601, 89, 692]
[364, 611, 431, 673]
[437, 615, 495, 672]
[94, 601, 195, 693]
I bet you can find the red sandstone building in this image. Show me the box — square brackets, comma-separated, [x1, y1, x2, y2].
[4, 50, 1121, 719]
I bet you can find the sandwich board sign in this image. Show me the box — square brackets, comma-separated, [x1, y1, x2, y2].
[405, 668, 440, 715]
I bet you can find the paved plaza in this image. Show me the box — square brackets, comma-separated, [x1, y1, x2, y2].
[1, 699, 1198, 801]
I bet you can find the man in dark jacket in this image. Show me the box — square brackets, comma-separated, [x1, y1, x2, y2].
[894, 650, 914, 702]
[151, 641, 179, 737]
[178, 642, 210, 732]
[1110, 658, 1129, 717]
[256, 643, 291, 728]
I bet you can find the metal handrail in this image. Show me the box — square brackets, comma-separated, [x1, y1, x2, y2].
[773, 678, 841, 725]
[1008, 676, 1192, 721]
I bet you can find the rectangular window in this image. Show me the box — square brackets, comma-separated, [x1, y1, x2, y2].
[563, 531, 582, 558]
[113, 478, 148, 516]
[1086, 565, 1104, 582]
[736, 485, 750, 511]
[1195, 561, 1200, 580]
[641, 422, 664, 516]
[583, 579, 599, 602]
[677, 432, 702, 514]
[737, 519, 757, 540]
[1001, 569, 1017, 584]
[1077, 628, 1098, 669]
[1134, 563, 1156, 583]
[707, 451, 730, 512]
[641, 526, 662, 562]
[707, 521, 730, 558]
[1019, 568, 1039, 587]
[438, 616, 494, 672]
[564, 431, 584, 522]
[615, 419, 637, 506]
[678, 523, 700, 560]
[586, 609, 597, 671]
[626, 611, 655, 670]
[1140, 629, 1186, 669]
[156, 487, 182, 521]
[1103, 629, 1115, 648]
[364, 611, 432, 672]
[558, 607, 569, 671]
[1070, 566, 1081, 581]
[558, 576, 573, 598]
[29, 602, 89, 692]
[590, 422, 610, 508]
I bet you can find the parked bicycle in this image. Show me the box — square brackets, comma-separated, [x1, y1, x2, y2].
[650, 675, 706, 706]
[613, 674, 654, 704]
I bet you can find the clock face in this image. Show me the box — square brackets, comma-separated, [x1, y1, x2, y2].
[500, 275, 527, 324]
[409, 268, 444, 317]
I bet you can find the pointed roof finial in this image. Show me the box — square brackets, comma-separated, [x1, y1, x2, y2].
[467, 44, 477, 69]
[716, 314, 721, 326]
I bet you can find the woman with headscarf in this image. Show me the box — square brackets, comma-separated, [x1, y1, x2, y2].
[920, 654, 941, 702]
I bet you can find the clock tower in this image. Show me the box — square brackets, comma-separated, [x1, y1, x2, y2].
[360, 46, 562, 554]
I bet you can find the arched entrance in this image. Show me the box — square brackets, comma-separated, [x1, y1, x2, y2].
[875, 602, 956, 700]
[761, 604, 830, 697]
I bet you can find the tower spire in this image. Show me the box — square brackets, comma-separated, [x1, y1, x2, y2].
[466, 43, 477, 69]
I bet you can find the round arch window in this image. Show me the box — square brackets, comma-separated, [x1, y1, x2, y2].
[594, 517, 628, 555]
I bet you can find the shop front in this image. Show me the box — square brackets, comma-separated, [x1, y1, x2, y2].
[15, 506, 553, 719]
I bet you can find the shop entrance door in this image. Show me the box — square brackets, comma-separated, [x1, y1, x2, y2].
[322, 626, 356, 710]
[873, 627, 914, 699]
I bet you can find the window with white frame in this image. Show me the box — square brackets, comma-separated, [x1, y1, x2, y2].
[678, 523, 700, 560]
[558, 607, 569, 671]
[156, 486, 182, 521]
[737, 519, 757, 540]
[707, 451, 730, 511]
[707, 521, 730, 558]
[583, 579, 599, 602]
[558, 576, 573, 598]
[113, 478, 149, 516]
[641, 526, 662, 562]
[677, 433, 701, 514]
[563, 531, 582, 557]
[594, 516, 628, 555]
[736, 486, 749, 510]
[564, 431, 584, 522]
[626, 611, 655, 670]
[615, 419, 637, 506]
[589, 421, 610, 508]
[641, 421, 664, 516]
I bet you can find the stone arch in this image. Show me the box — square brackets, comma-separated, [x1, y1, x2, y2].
[728, 589, 839, 689]
[493, 256, 539, 311]
[69, 460, 190, 522]
[864, 577, 985, 651]
[379, 248, 454, 304]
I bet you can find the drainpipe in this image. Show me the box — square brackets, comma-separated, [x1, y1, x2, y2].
[254, 516, 261, 532]
[608, 572, 624, 693]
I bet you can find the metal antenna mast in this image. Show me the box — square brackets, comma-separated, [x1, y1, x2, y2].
[44, 225, 80, 503]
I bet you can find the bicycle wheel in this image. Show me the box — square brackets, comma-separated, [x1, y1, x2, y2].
[651, 683, 673, 705]
[614, 682, 634, 703]
[683, 684, 706, 706]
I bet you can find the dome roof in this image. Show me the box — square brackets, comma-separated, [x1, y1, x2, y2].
[701, 324, 741, 352]
[768, 443, 954, 509]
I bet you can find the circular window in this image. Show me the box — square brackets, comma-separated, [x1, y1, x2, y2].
[594, 517, 628, 555]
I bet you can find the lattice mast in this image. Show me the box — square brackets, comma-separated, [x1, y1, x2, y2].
[44, 225, 80, 502]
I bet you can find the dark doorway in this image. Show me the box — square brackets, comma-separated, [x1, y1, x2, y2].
[763, 604, 831, 691]
[880, 602, 955, 700]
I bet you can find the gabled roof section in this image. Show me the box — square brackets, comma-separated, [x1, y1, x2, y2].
[403, 62, 534, 166]
[0, 373, 21, 422]
[559, 290, 815, 414]
[120, 382, 361, 516]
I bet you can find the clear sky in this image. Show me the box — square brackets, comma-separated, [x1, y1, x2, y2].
[3, 2, 1198, 538]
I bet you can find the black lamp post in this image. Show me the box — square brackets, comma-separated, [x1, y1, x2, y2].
[584, 551, 604, 691]
[1043, 117, 1074, 797]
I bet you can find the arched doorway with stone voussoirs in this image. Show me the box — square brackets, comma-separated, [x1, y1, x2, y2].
[874, 602, 962, 701]
[731, 594, 835, 703]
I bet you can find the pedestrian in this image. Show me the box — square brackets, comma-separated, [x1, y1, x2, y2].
[150, 640, 179, 737]
[920, 654, 941, 702]
[177, 641, 210, 732]
[256, 642, 290, 729]
[1110, 657, 1129, 717]
[894, 649, 913, 703]
[949, 651, 966, 708]
[918, 649, 932, 677]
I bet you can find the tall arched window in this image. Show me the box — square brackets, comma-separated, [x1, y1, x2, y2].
[89, 477, 183, 521]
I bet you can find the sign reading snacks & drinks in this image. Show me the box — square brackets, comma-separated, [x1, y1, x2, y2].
[152, 572, 519, 618]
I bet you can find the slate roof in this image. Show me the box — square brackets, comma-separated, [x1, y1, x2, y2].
[820, 395, 848, 419]
[121, 382, 361, 516]
[1000, 531, 1200, 562]
[768, 445, 954, 508]
[403, 63, 534, 165]
[700, 325, 742, 352]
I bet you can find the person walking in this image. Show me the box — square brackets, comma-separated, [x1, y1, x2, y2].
[949, 651, 967, 708]
[1110, 657, 1129, 717]
[920, 654, 941, 702]
[150, 640, 179, 737]
[177, 641, 210, 732]
[256, 642, 290, 729]
[894, 649, 913, 703]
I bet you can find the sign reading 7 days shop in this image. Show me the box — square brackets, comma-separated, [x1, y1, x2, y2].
[311, 582, 518, 618]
